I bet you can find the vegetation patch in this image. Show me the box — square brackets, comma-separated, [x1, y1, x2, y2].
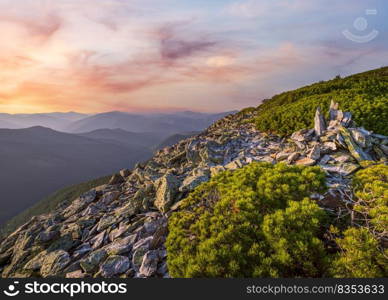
[246, 67, 388, 136]
[166, 162, 388, 278]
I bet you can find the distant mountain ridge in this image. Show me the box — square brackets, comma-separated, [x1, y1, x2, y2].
[0, 111, 236, 135]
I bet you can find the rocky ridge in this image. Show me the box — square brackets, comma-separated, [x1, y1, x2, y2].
[0, 101, 387, 278]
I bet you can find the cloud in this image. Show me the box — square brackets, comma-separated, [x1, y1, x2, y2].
[157, 23, 219, 62]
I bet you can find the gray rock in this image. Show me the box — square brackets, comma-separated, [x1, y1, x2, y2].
[105, 234, 137, 255]
[100, 255, 130, 277]
[40, 250, 71, 277]
[139, 250, 159, 277]
[154, 173, 180, 213]
[314, 107, 326, 136]
[80, 249, 108, 273]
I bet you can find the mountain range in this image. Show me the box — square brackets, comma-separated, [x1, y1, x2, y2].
[0, 111, 233, 226]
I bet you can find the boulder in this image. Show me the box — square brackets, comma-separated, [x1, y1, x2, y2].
[80, 249, 108, 273]
[339, 126, 372, 162]
[154, 173, 180, 213]
[40, 250, 71, 277]
[108, 174, 125, 185]
[314, 107, 326, 136]
[105, 234, 137, 255]
[295, 157, 316, 166]
[179, 169, 209, 192]
[100, 255, 130, 277]
[139, 250, 159, 277]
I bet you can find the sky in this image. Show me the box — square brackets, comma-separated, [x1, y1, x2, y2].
[0, 0, 387, 114]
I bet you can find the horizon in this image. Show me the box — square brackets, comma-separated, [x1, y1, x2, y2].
[0, 0, 387, 114]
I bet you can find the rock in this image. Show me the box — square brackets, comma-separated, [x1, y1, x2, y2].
[105, 234, 137, 255]
[108, 174, 125, 185]
[349, 128, 371, 148]
[97, 215, 118, 232]
[308, 145, 321, 160]
[295, 157, 316, 166]
[132, 247, 148, 271]
[100, 255, 130, 277]
[179, 169, 209, 192]
[40, 250, 71, 277]
[275, 152, 290, 161]
[139, 250, 159, 277]
[225, 159, 244, 170]
[154, 173, 180, 213]
[37, 226, 60, 243]
[120, 169, 131, 177]
[63, 190, 97, 218]
[329, 100, 339, 121]
[339, 126, 372, 162]
[321, 163, 360, 176]
[291, 129, 314, 142]
[341, 112, 352, 127]
[210, 166, 226, 177]
[24, 251, 47, 271]
[90, 231, 106, 249]
[66, 270, 87, 278]
[314, 107, 326, 136]
[98, 191, 120, 206]
[80, 249, 108, 273]
[287, 152, 300, 163]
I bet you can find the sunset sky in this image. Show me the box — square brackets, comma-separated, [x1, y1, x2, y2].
[0, 0, 387, 114]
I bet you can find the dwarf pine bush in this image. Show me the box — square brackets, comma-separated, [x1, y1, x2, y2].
[166, 163, 328, 278]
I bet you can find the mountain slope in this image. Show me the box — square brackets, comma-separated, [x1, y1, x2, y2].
[0, 127, 152, 226]
[0, 68, 386, 279]
[242, 66, 388, 136]
[78, 129, 163, 149]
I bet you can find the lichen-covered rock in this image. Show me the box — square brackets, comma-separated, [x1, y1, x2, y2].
[139, 250, 159, 277]
[105, 235, 136, 255]
[154, 173, 180, 213]
[80, 249, 108, 273]
[100, 255, 130, 277]
[40, 250, 71, 277]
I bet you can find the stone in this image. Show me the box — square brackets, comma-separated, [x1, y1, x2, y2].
[40, 250, 71, 277]
[108, 174, 125, 185]
[287, 152, 300, 163]
[119, 169, 131, 177]
[90, 231, 106, 249]
[329, 100, 339, 121]
[100, 255, 130, 277]
[80, 249, 108, 273]
[139, 250, 159, 277]
[314, 107, 326, 136]
[339, 126, 372, 162]
[66, 270, 87, 278]
[154, 173, 180, 213]
[179, 169, 209, 192]
[97, 215, 118, 232]
[24, 251, 47, 271]
[105, 234, 137, 255]
[275, 152, 290, 161]
[98, 191, 120, 206]
[295, 157, 316, 166]
[37, 227, 60, 243]
[210, 166, 226, 177]
[308, 145, 321, 160]
[132, 247, 148, 271]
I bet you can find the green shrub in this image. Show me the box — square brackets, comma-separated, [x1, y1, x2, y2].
[166, 163, 328, 278]
[249, 67, 388, 136]
[352, 164, 388, 233]
[332, 228, 387, 278]
[331, 164, 388, 278]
